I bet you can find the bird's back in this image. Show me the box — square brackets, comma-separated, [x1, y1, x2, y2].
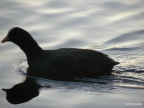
[47, 48, 118, 66]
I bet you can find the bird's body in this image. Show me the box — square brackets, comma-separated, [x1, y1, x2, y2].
[1, 27, 119, 80]
[27, 48, 118, 79]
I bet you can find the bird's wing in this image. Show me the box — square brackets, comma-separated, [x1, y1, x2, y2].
[48, 48, 112, 66]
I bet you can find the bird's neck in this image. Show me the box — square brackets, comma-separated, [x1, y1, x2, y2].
[18, 41, 43, 59]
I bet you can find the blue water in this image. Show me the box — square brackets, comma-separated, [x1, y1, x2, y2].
[0, 0, 144, 108]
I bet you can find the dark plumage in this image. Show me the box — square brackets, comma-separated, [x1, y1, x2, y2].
[1, 27, 119, 79]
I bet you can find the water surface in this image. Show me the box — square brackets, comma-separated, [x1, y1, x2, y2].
[0, 0, 144, 108]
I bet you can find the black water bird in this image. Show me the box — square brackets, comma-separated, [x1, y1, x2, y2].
[1, 27, 119, 79]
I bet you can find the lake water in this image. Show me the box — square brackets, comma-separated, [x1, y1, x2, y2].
[0, 0, 144, 108]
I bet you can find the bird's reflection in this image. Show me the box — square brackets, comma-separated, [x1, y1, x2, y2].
[1, 76, 90, 105]
[2, 77, 44, 104]
[2, 73, 113, 104]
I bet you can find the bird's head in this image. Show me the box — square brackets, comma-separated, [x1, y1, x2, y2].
[1, 27, 33, 45]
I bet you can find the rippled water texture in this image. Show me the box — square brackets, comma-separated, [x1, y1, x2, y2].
[0, 0, 144, 108]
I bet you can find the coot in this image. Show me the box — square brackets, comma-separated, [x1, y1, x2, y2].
[1, 27, 119, 79]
